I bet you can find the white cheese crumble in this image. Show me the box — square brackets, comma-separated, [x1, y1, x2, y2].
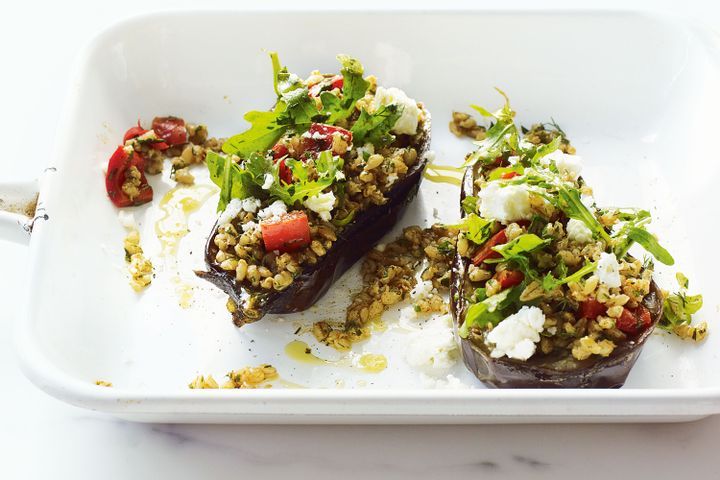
[478, 182, 535, 224]
[241, 221, 259, 233]
[580, 194, 595, 210]
[420, 373, 468, 389]
[335, 171, 346, 181]
[117, 211, 136, 229]
[566, 218, 594, 244]
[405, 314, 458, 376]
[261, 173, 274, 190]
[218, 197, 262, 225]
[386, 173, 398, 186]
[545, 150, 583, 180]
[596, 252, 621, 288]
[485, 306, 545, 360]
[303, 191, 336, 222]
[257, 200, 288, 221]
[240, 197, 261, 213]
[372, 86, 420, 135]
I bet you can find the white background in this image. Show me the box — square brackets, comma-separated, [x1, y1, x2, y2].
[2, 1, 720, 479]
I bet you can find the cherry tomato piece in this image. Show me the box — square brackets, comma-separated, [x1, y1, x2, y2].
[472, 229, 508, 266]
[578, 298, 607, 320]
[260, 211, 311, 253]
[151, 116, 188, 146]
[123, 121, 148, 143]
[616, 306, 653, 335]
[495, 270, 524, 290]
[105, 146, 153, 207]
[301, 123, 352, 156]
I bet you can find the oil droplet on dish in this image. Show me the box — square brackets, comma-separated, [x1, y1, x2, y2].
[171, 276, 194, 309]
[273, 378, 307, 389]
[357, 354, 387, 373]
[284, 340, 328, 365]
[369, 319, 387, 333]
[155, 184, 215, 258]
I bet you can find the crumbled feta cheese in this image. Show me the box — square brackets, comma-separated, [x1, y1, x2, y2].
[398, 305, 419, 330]
[335, 171, 346, 181]
[410, 280, 434, 300]
[508, 155, 520, 165]
[241, 221, 259, 233]
[303, 191, 336, 221]
[566, 218, 594, 244]
[545, 150, 583, 180]
[117, 211, 136, 229]
[478, 182, 535, 224]
[596, 252, 621, 288]
[405, 314, 458, 376]
[240, 197, 261, 213]
[485, 306, 545, 360]
[423, 150, 436, 163]
[257, 200, 288, 221]
[386, 173, 398, 186]
[373, 86, 420, 135]
[218, 198, 243, 225]
[261, 173, 274, 190]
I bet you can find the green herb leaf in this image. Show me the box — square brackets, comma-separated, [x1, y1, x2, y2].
[320, 55, 369, 124]
[487, 165, 524, 181]
[542, 261, 597, 291]
[626, 227, 675, 266]
[451, 213, 494, 245]
[461, 196, 478, 215]
[222, 108, 287, 158]
[459, 286, 522, 338]
[351, 104, 402, 147]
[659, 273, 703, 335]
[486, 233, 549, 281]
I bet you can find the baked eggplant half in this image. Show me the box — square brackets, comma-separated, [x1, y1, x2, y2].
[197, 53, 431, 327]
[448, 94, 683, 388]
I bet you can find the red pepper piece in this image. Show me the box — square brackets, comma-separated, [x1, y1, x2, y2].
[495, 269, 524, 290]
[616, 305, 653, 335]
[578, 298, 607, 320]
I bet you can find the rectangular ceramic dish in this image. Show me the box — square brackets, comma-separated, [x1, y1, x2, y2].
[7, 9, 720, 423]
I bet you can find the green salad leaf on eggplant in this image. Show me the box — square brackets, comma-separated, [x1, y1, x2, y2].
[448, 91, 705, 388]
[197, 53, 431, 327]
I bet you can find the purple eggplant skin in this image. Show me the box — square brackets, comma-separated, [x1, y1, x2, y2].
[197, 111, 432, 327]
[449, 166, 664, 388]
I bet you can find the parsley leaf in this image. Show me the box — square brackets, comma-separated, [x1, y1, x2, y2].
[351, 104, 402, 147]
[659, 272, 705, 340]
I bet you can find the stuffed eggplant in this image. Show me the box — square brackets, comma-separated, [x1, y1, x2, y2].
[449, 93, 678, 388]
[197, 53, 431, 327]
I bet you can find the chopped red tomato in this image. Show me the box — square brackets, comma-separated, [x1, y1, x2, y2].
[501, 171, 519, 180]
[269, 144, 293, 184]
[260, 211, 311, 253]
[105, 146, 153, 207]
[616, 306, 653, 335]
[578, 298, 607, 320]
[472, 229, 508, 266]
[495, 270, 524, 290]
[301, 123, 352, 156]
[151, 116, 188, 146]
[123, 121, 148, 143]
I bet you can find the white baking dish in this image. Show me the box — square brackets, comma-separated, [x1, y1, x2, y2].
[6, 9, 720, 423]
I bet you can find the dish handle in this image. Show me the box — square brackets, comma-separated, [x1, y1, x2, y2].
[0, 179, 40, 245]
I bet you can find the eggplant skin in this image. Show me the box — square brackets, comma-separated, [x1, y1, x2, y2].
[197, 111, 431, 327]
[450, 167, 664, 388]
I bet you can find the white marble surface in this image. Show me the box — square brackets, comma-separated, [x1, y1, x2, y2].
[3, 1, 720, 478]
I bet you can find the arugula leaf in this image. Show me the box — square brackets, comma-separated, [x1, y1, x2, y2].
[625, 227, 674, 266]
[207, 151, 255, 211]
[555, 186, 612, 244]
[351, 104, 402, 147]
[542, 261, 597, 291]
[459, 286, 522, 338]
[464, 89, 518, 167]
[270, 51, 302, 97]
[531, 136, 562, 162]
[486, 233, 549, 281]
[451, 213, 494, 245]
[222, 108, 287, 158]
[461, 196, 478, 215]
[320, 54, 369, 124]
[659, 272, 705, 340]
[487, 165, 524, 181]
